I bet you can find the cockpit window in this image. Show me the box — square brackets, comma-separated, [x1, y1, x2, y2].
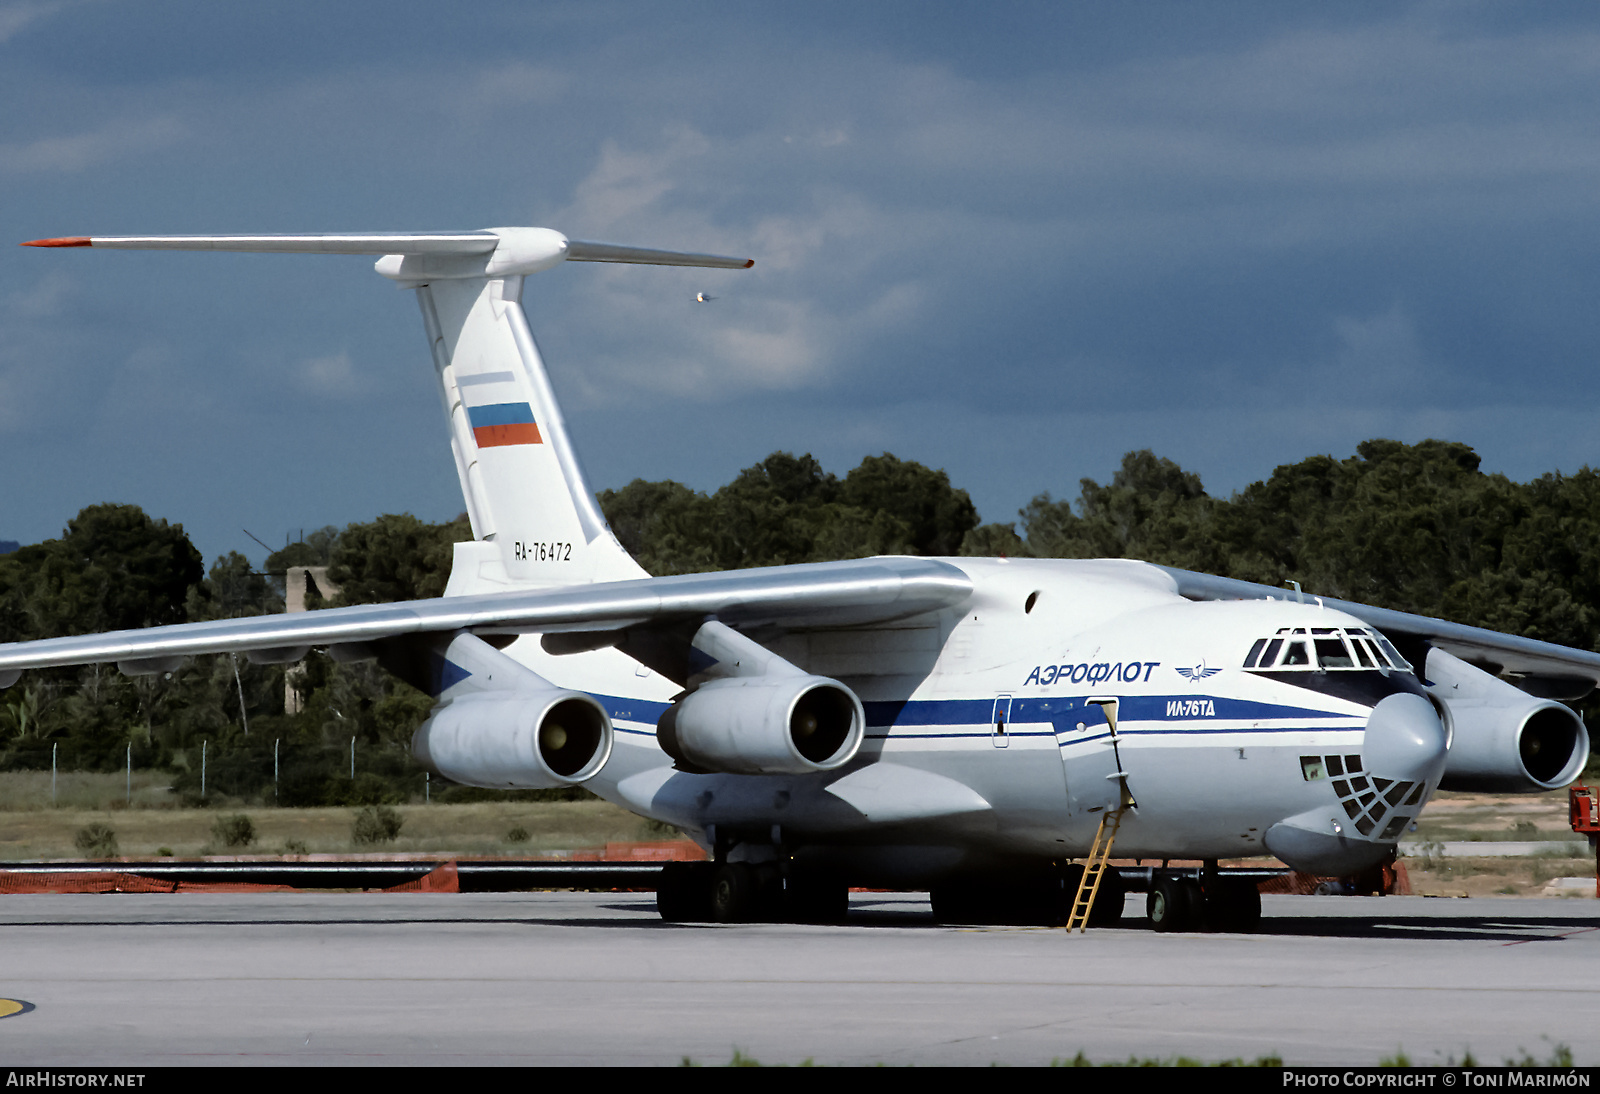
[1375, 637, 1411, 671]
[1244, 627, 1409, 672]
[1315, 638, 1354, 668]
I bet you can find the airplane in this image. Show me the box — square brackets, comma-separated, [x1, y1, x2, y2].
[4, 227, 1595, 932]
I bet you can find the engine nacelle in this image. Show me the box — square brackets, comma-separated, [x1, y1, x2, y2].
[412, 691, 613, 789]
[1429, 650, 1590, 792]
[657, 675, 865, 776]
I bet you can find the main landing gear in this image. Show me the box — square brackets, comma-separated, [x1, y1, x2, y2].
[1145, 867, 1262, 933]
[656, 861, 849, 924]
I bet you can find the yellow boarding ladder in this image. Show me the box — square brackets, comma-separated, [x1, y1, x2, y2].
[1065, 804, 1126, 933]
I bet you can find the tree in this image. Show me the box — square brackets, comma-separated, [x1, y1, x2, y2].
[0, 504, 203, 641]
[1019, 449, 1222, 571]
[840, 454, 979, 557]
[327, 513, 471, 604]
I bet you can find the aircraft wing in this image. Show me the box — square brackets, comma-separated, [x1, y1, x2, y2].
[0, 557, 972, 686]
[1159, 566, 1600, 689]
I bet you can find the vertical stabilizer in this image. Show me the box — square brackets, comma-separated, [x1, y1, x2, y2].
[416, 274, 643, 589]
[21, 228, 753, 592]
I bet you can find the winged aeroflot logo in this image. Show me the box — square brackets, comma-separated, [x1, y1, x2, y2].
[1175, 661, 1222, 681]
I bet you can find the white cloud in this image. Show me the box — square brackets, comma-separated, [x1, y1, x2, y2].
[0, 114, 186, 175]
[295, 352, 363, 397]
[0, 0, 73, 44]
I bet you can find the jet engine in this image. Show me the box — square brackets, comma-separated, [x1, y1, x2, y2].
[657, 675, 864, 776]
[1428, 650, 1589, 792]
[412, 690, 613, 789]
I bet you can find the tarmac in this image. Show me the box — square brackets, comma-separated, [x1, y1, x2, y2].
[0, 890, 1595, 1066]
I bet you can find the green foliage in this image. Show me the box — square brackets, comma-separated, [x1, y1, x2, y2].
[265, 526, 339, 573]
[1051, 1052, 1285, 1067]
[0, 504, 203, 642]
[599, 450, 978, 574]
[1505, 1042, 1573, 1067]
[506, 825, 530, 843]
[327, 513, 471, 604]
[211, 813, 256, 848]
[73, 822, 118, 858]
[351, 804, 403, 844]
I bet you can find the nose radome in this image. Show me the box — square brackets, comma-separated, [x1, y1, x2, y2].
[1363, 693, 1448, 784]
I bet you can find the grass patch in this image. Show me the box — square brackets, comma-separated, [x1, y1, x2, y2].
[0, 798, 678, 859]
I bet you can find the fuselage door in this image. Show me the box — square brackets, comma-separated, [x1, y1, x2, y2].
[1058, 695, 1132, 817]
[991, 694, 1013, 749]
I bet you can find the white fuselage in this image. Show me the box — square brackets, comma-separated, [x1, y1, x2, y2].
[498, 557, 1422, 883]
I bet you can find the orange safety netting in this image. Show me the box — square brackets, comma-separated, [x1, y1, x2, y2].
[376, 861, 459, 893]
[0, 871, 298, 894]
[0, 860, 459, 894]
[0, 846, 708, 895]
[1257, 859, 1411, 896]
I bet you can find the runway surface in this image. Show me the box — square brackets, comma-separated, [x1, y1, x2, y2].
[1, 891, 1595, 1066]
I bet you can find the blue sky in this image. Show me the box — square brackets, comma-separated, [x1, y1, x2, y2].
[4, 1, 1599, 565]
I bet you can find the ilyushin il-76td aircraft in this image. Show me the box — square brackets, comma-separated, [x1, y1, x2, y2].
[6, 228, 1595, 932]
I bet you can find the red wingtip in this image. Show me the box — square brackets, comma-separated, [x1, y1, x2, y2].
[743, 258, 755, 268]
[21, 236, 92, 248]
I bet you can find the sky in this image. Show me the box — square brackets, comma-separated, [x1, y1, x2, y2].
[3, 1, 1599, 566]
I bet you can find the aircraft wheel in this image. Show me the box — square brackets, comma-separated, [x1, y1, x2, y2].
[1206, 879, 1262, 933]
[1147, 877, 1200, 933]
[656, 862, 712, 922]
[710, 863, 760, 923]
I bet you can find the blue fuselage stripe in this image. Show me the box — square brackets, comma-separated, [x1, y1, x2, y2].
[596, 692, 1358, 740]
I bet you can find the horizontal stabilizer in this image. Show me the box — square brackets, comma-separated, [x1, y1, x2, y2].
[22, 228, 754, 276]
[23, 233, 500, 254]
[565, 240, 753, 269]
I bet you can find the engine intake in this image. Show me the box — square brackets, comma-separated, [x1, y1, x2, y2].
[412, 691, 612, 789]
[1428, 650, 1590, 792]
[658, 675, 864, 776]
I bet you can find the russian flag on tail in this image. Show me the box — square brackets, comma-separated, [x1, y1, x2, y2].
[467, 402, 542, 447]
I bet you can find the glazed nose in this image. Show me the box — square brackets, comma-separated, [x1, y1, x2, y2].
[1363, 692, 1448, 784]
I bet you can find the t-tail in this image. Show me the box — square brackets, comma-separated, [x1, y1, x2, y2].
[24, 229, 753, 591]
